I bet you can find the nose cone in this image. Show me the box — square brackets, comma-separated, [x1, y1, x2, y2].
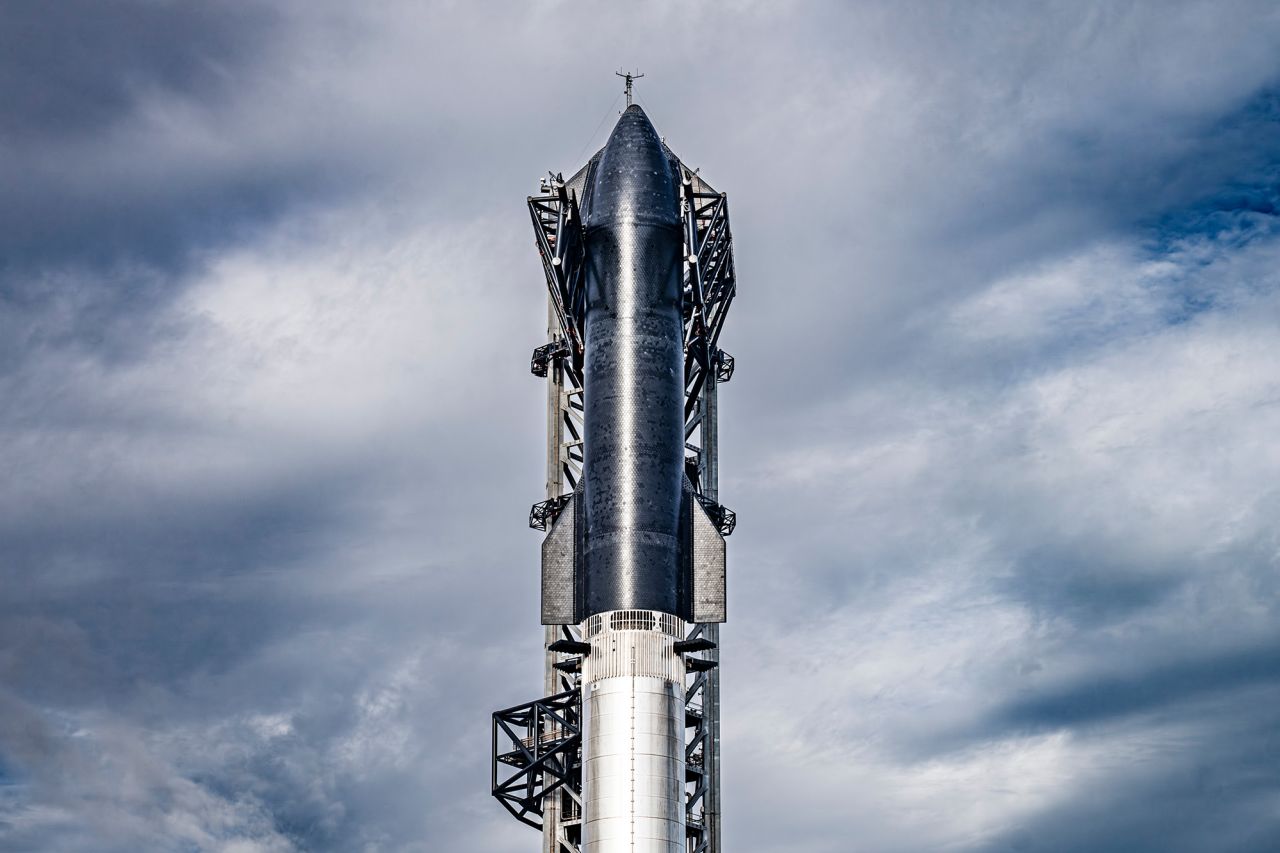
[585, 105, 680, 231]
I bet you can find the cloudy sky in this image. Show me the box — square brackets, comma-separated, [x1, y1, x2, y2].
[4, 1, 1280, 851]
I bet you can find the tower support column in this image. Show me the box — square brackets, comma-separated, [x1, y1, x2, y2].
[698, 373, 722, 853]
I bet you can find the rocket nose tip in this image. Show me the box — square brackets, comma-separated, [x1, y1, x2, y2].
[586, 102, 679, 229]
[611, 103, 655, 137]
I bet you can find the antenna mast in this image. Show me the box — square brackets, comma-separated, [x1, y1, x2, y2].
[616, 69, 644, 107]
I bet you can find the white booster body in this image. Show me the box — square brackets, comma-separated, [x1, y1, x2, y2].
[581, 610, 687, 853]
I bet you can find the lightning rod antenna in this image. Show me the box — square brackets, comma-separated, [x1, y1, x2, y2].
[616, 69, 644, 107]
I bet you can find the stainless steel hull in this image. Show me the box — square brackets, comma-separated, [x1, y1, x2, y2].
[581, 610, 687, 852]
[579, 107, 689, 852]
[581, 105, 686, 618]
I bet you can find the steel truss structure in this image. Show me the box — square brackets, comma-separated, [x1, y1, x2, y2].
[493, 152, 736, 853]
[493, 689, 582, 830]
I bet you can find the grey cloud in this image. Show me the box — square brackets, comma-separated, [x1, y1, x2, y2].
[979, 692, 1280, 853]
[0, 0, 293, 270]
[0, 1, 277, 140]
[991, 641, 1280, 732]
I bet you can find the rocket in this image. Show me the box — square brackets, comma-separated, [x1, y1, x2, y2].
[538, 105, 727, 852]
[490, 89, 736, 852]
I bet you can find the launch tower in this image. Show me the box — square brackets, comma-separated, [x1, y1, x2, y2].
[492, 95, 737, 853]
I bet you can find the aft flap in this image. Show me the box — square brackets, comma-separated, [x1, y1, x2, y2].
[541, 492, 580, 625]
[680, 475, 726, 624]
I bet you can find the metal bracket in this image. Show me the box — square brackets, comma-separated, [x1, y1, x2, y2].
[532, 339, 572, 378]
[674, 638, 717, 654]
[695, 494, 737, 537]
[530, 495, 573, 531]
[715, 350, 734, 384]
[549, 638, 592, 655]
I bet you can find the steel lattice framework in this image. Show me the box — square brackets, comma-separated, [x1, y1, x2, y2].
[493, 689, 582, 830]
[494, 152, 736, 853]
